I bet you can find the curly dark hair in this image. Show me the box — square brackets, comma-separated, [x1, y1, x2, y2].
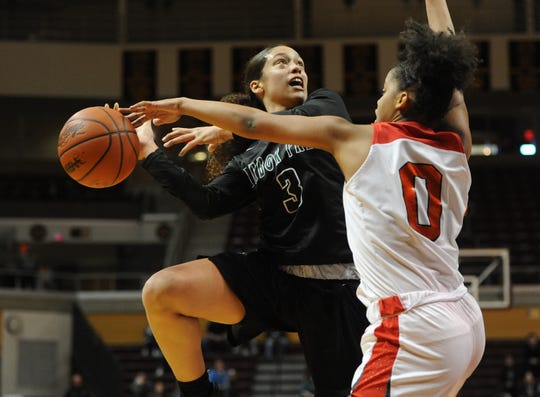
[203, 92, 254, 182]
[393, 19, 478, 126]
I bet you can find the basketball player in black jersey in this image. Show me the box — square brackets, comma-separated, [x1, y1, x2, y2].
[131, 45, 369, 397]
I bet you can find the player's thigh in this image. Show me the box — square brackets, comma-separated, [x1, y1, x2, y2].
[143, 257, 245, 324]
[390, 301, 484, 396]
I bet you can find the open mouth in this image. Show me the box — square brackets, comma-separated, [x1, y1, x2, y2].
[289, 77, 304, 88]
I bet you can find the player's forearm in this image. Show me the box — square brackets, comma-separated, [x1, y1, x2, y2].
[425, 0, 455, 33]
[179, 97, 270, 141]
[443, 91, 472, 158]
[142, 150, 233, 219]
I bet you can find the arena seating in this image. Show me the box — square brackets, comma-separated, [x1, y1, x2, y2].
[459, 157, 540, 284]
[108, 339, 527, 397]
[110, 345, 258, 397]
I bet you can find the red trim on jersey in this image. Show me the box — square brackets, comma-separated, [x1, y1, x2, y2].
[372, 121, 465, 154]
[352, 296, 405, 396]
[379, 295, 406, 317]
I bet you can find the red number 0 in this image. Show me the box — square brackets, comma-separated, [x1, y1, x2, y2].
[399, 162, 442, 241]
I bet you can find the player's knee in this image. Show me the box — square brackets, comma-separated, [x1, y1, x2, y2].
[142, 270, 178, 312]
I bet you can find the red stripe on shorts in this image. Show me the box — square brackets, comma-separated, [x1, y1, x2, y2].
[352, 296, 404, 397]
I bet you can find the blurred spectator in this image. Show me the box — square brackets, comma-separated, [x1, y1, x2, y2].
[0, 239, 19, 287]
[516, 370, 540, 397]
[167, 383, 182, 397]
[264, 330, 288, 361]
[17, 242, 36, 289]
[501, 353, 519, 397]
[524, 332, 540, 377]
[35, 263, 55, 290]
[142, 324, 162, 358]
[300, 368, 315, 397]
[130, 371, 153, 397]
[208, 358, 236, 397]
[232, 336, 259, 357]
[148, 380, 168, 397]
[64, 372, 93, 397]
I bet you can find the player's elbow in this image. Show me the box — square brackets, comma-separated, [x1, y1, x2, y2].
[239, 117, 257, 137]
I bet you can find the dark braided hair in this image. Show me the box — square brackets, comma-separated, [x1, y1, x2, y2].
[393, 19, 478, 126]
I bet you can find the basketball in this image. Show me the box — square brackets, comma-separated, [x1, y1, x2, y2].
[57, 106, 139, 188]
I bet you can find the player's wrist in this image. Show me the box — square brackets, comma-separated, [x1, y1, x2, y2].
[175, 97, 188, 116]
[139, 144, 159, 161]
[219, 130, 234, 143]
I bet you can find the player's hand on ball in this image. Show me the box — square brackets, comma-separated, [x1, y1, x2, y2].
[58, 106, 139, 188]
[104, 102, 120, 111]
[118, 106, 147, 127]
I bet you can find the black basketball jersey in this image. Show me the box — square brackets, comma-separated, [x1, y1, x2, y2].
[142, 88, 353, 266]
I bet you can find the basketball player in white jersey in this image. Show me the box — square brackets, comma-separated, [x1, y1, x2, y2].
[125, 1, 485, 395]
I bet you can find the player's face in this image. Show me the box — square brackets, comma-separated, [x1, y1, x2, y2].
[375, 69, 401, 122]
[254, 46, 308, 111]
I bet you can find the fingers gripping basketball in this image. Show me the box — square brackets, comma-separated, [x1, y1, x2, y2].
[57, 106, 140, 188]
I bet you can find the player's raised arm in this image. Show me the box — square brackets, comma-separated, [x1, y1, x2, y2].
[425, 0, 455, 33]
[425, 0, 474, 157]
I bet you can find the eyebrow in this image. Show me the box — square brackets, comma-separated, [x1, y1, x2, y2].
[269, 52, 303, 62]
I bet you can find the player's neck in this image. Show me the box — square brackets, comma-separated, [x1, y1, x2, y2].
[264, 102, 287, 113]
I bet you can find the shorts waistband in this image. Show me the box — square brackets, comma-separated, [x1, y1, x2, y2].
[280, 263, 359, 280]
[366, 284, 469, 323]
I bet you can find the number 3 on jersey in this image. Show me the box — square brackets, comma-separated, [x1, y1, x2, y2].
[276, 168, 303, 214]
[399, 162, 442, 241]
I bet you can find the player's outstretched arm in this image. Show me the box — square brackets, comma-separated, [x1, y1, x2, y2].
[128, 97, 372, 180]
[128, 98, 342, 153]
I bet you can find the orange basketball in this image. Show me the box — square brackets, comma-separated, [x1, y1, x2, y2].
[57, 106, 139, 188]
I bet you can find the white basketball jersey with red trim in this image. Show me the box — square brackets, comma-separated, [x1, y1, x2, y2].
[343, 121, 470, 308]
